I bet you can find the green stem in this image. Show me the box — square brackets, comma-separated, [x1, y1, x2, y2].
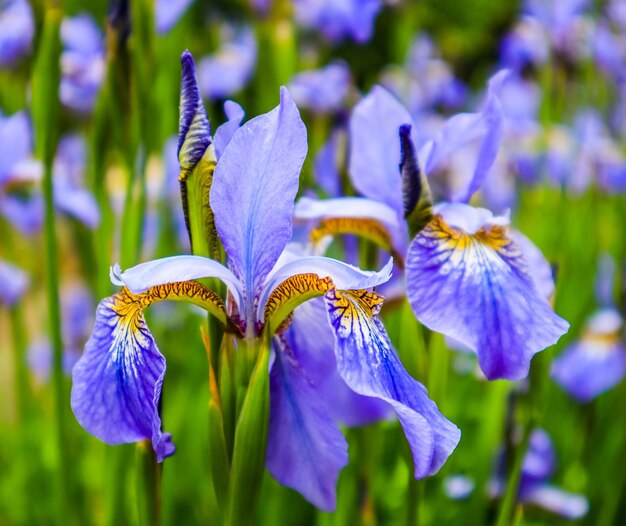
[136, 441, 162, 526]
[9, 305, 30, 423]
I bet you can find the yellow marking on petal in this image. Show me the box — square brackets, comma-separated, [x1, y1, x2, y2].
[426, 215, 518, 255]
[310, 217, 405, 269]
[264, 273, 334, 335]
[112, 281, 236, 332]
[324, 289, 385, 348]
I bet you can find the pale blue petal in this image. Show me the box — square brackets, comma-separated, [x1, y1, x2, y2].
[211, 87, 307, 319]
[111, 256, 244, 312]
[407, 204, 569, 380]
[213, 100, 244, 158]
[258, 255, 393, 321]
[0, 259, 29, 306]
[71, 294, 175, 461]
[349, 85, 412, 216]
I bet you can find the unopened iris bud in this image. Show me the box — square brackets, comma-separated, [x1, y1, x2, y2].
[178, 50, 219, 258]
[399, 124, 433, 238]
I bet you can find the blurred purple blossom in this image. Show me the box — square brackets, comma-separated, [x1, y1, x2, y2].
[198, 25, 257, 99]
[492, 429, 588, 519]
[0, 259, 28, 307]
[155, 0, 194, 34]
[0, 0, 34, 67]
[382, 35, 466, 116]
[293, 0, 382, 44]
[552, 255, 626, 402]
[289, 62, 351, 113]
[60, 14, 106, 113]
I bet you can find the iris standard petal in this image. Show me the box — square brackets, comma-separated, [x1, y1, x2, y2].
[324, 289, 460, 478]
[211, 87, 307, 314]
[259, 255, 393, 322]
[213, 100, 244, 158]
[111, 255, 244, 313]
[349, 85, 412, 216]
[406, 205, 569, 381]
[267, 336, 348, 511]
[70, 291, 175, 461]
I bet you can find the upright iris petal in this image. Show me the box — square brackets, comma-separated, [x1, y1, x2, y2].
[407, 203, 569, 380]
[211, 87, 307, 319]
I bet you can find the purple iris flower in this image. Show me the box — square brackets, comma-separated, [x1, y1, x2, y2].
[288, 61, 351, 114]
[294, 78, 569, 381]
[0, 0, 34, 67]
[552, 255, 626, 402]
[197, 25, 256, 100]
[71, 52, 460, 509]
[60, 14, 105, 113]
[0, 259, 28, 307]
[492, 429, 588, 519]
[293, 0, 382, 44]
[155, 0, 194, 35]
[499, 16, 549, 71]
[0, 112, 100, 232]
[592, 20, 626, 82]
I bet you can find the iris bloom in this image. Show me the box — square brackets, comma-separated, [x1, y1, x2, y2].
[0, 0, 34, 67]
[288, 61, 351, 114]
[71, 53, 459, 509]
[293, 0, 382, 44]
[552, 255, 626, 402]
[60, 14, 105, 114]
[491, 429, 588, 519]
[295, 80, 569, 381]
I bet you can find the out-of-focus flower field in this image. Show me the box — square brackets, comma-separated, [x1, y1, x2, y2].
[1, 0, 626, 524]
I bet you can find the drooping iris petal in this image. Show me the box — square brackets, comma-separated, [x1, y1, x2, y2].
[509, 230, 555, 300]
[70, 291, 175, 461]
[324, 289, 460, 478]
[287, 299, 391, 426]
[551, 309, 626, 402]
[0, 259, 29, 306]
[407, 203, 569, 381]
[295, 196, 400, 229]
[213, 100, 244, 158]
[259, 254, 393, 321]
[349, 85, 412, 216]
[267, 336, 348, 511]
[110, 255, 244, 313]
[211, 87, 307, 314]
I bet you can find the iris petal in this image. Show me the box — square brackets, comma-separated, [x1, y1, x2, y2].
[406, 213, 569, 380]
[211, 87, 307, 318]
[267, 336, 348, 511]
[213, 100, 244, 158]
[71, 290, 175, 461]
[324, 289, 460, 478]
